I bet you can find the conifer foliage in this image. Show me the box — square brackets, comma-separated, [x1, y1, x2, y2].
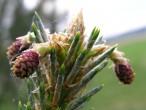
[7, 11, 134, 110]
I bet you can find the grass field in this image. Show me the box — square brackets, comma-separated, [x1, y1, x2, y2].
[80, 39, 146, 110]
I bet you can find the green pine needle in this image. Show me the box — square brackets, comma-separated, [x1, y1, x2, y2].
[39, 83, 45, 110]
[28, 32, 37, 43]
[34, 11, 49, 42]
[67, 85, 103, 110]
[64, 32, 80, 67]
[31, 22, 44, 43]
[87, 27, 100, 52]
[84, 44, 117, 73]
[66, 60, 108, 101]
[52, 64, 65, 107]
[50, 48, 57, 87]
[65, 49, 87, 85]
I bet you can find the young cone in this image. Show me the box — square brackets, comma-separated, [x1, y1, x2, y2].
[11, 50, 39, 79]
[7, 33, 33, 62]
[110, 50, 134, 84]
[115, 63, 134, 84]
[7, 40, 22, 60]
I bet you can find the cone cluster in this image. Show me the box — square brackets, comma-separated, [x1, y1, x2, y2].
[7, 11, 135, 110]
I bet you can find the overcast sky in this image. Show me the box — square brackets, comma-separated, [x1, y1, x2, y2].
[24, 0, 146, 38]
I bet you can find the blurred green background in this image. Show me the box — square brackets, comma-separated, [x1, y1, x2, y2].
[0, 0, 146, 110]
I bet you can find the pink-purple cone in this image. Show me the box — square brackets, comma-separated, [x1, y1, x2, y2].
[7, 40, 22, 60]
[11, 50, 39, 79]
[115, 63, 134, 84]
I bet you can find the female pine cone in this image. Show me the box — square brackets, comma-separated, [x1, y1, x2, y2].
[7, 40, 22, 60]
[11, 50, 39, 79]
[110, 50, 134, 84]
[7, 39, 31, 62]
[115, 63, 134, 84]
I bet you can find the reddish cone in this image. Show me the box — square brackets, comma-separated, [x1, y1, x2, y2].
[7, 39, 31, 62]
[11, 50, 39, 79]
[7, 40, 22, 60]
[115, 63, 134, 84]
